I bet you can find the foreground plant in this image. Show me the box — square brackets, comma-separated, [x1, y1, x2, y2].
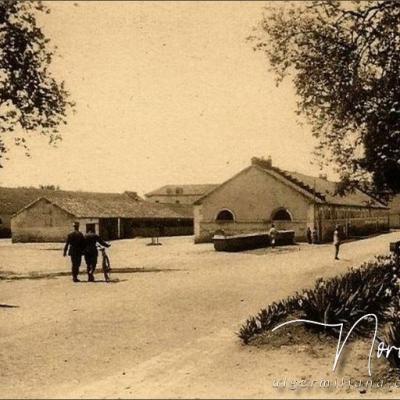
[238, 255, 399, 344]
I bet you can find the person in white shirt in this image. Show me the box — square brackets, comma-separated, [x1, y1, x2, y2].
[333, 225, 341, 260]
[269, 224, 277, 248]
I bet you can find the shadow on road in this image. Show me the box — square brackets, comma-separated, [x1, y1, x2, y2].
[0, 267, 180, 281]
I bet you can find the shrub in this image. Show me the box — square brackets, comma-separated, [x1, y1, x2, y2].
[238, 295, 300, 344]
[238, 255, 399, 343]
[301, 256, 398, 332]
[381, 313, 400, 369]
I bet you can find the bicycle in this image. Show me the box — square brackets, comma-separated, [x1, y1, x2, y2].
[97, 244, 111, 282]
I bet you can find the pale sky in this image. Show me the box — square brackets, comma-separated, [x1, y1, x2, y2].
[0, 1, 328, 196]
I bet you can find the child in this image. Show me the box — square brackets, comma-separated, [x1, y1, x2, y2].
[269, 224, 277, 248]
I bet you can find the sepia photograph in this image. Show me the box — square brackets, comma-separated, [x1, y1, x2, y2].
[1, 0, 400, 398]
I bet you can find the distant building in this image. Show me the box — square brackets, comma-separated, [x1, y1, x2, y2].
[0, 187, 144, 239]
[388, 195, 400, 228]
[11, 191, 193, 243]
[193, 158, 389, 243]
[145, 184, 219, 205]
[0, 187, 58, 238]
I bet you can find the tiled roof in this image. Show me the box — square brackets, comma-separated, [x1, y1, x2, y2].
[5, 188, 191, 219]
[160, 203, 194, 218]
[46, 194, 190, 219]
[286, 170, 387, 208]
[261, 164, 388, 208]
[146, 184, 219, 197]
[195, 162, 388, 209]
[0, 187, 60, 214]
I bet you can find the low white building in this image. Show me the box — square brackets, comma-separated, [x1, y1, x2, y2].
[193, 158, 389, 243]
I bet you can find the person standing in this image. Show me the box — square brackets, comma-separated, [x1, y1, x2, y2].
[333, 225, 341, 260]
[306, 227, 312, 244]
[83, 228, 110, 282]
[63, 222, 85, 283]
[269, 223, 278, 248]
[312, 227, 318, 244]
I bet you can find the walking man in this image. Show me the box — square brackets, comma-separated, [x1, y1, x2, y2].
[269, 223, 277, 248]
[63, 222, 85, 282]
[83, 228, 110, 282]
[333, 224, 341, 260]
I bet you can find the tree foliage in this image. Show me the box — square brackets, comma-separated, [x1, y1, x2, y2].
[0, 0, 73, 166]
[38, 184, 59, 190]
[250, 0, 400, 194]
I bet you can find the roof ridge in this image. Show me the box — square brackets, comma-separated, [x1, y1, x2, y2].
[267, 165, 327, 201]
[356, 186, 388, 207]
[0, 186, 133, 197]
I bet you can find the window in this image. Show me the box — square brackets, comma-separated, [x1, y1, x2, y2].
[216, 209, 235, 222]
[175, 187, 183, 195]
[271, 208, 292, 221]
[0, 217, 2, 225]
[176, 200, 180, 204]
[86, 223, 96, 233]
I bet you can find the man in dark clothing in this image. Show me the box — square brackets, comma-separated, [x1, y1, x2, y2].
[63, 222, 85, 282]
[83, 229, 110, 282]
[306, 227, 312, 244]
[312, 227, 318, 244]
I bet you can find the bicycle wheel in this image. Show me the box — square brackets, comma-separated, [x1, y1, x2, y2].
[103, 254, 111, 282]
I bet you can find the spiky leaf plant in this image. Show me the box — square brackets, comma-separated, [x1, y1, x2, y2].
[238, 255, 399, 344]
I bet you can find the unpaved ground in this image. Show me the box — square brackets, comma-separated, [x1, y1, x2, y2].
[1, 233, 400, 399]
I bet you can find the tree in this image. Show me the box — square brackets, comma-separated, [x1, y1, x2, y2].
[0, 0, 73, 166]
[249, 0, 400, 194]
[39, 184, 59, 190]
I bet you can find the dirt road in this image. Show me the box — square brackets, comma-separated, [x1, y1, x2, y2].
[1, 232, 399, 398]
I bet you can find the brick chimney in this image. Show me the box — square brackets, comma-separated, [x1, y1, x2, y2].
[251, 156, 272, 169]
[124, 191, 141, 201]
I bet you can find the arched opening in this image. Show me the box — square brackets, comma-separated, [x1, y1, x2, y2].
[216, 209, 235, 222]
[271, 208, 293, 221]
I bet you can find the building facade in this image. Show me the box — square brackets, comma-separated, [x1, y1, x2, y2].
[11, 193, 193, 243]
[0, 187, 59, 238]
[0, 187, 143, 238]
[194, 159, 389, 243]
[145, 184, 219, 205]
